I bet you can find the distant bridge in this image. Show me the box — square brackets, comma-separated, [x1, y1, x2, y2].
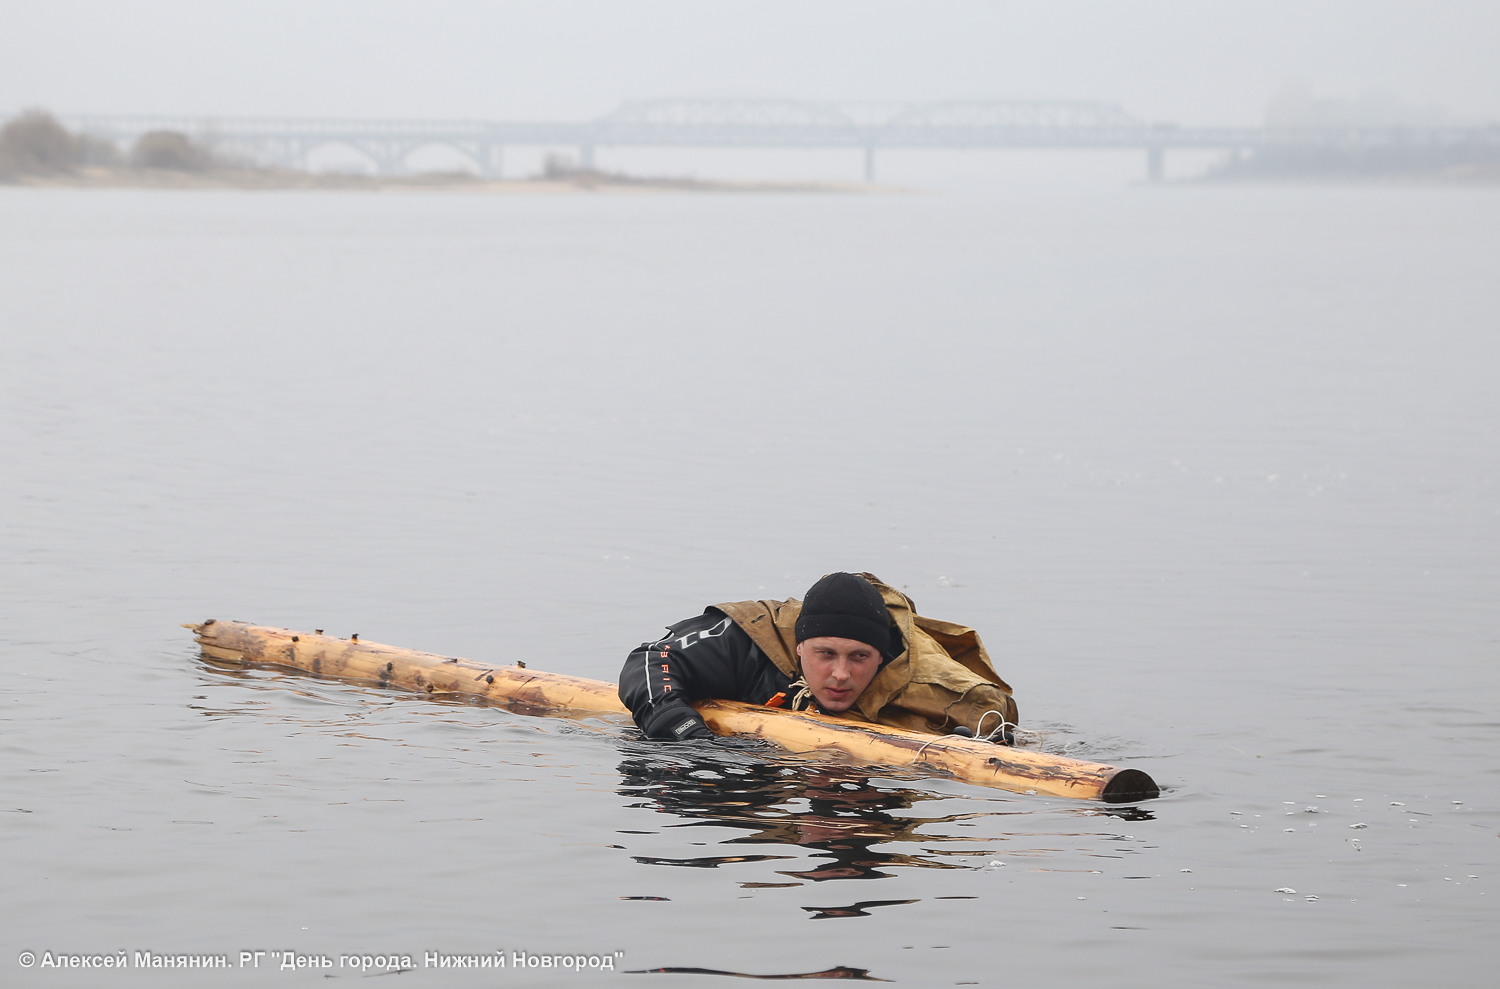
[63, 100, 1500, 182]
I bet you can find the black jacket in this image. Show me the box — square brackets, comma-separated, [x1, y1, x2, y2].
[618, 609, 794, 740]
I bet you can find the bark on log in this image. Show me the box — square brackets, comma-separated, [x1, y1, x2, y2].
[185, 620, 1158, 802]
[694, 699, 1158, 803]
[186, 619, 625, 713]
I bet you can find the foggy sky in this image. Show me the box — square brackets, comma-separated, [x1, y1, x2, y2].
[3, 0, 1498, 125]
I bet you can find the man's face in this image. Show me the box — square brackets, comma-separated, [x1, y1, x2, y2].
[795, 637, 883, 713]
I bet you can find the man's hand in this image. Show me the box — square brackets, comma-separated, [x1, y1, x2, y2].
[642, 701, 715, 741]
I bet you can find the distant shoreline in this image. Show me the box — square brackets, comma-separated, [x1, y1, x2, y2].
[1, 165, 885, 194]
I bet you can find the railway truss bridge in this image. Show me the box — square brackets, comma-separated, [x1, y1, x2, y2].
[65, 99, 1500, 182]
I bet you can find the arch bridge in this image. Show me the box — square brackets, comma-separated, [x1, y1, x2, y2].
[65, 100, 1499, 183]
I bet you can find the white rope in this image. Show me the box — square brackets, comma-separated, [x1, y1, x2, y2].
[912, 735, 948, 761]
[973, 709, 1037, 744]
[913, 711, 1022, 763]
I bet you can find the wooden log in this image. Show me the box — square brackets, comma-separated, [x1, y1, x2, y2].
[694, 699, 1158, 803]
[185, 620, 1158, 803]
[186, 620, 627, 714]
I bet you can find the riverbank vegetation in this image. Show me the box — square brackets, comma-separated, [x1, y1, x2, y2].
[0, 110, 127, 174]
[0, 109, 244, 182]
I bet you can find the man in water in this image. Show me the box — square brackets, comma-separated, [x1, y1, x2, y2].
[618, 572, 1017, 742]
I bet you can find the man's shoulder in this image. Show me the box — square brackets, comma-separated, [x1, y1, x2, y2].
[664, 608, 735, 636]
[712, 598, 800, 678]
[658, 608, 751, 651]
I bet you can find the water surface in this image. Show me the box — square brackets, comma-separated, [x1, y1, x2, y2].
[2, 183, 1496, 985]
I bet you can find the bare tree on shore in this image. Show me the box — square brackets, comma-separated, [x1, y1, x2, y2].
[0, 109, 227, 179]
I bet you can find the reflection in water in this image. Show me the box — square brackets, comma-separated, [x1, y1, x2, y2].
[1095, 805, 1156, 822]
[632, 854, 794, 869]
[619, 753, 1003, 882]
[802, 899, 919, 920]
[617, 746, 1156, 891]
[191, 657, 409, 723]
[625, 965, 888, 981]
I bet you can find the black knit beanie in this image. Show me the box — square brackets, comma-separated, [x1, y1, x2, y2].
[794, 572, 893, 659]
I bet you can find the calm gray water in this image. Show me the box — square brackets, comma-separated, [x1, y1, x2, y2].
[2, 183, 1497, 986]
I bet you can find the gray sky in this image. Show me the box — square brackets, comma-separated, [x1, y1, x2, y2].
[4, 0, 1498, 125]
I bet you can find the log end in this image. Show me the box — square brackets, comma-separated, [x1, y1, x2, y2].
[1099, 768, 1160, 803]
[183, 619, 252, 664]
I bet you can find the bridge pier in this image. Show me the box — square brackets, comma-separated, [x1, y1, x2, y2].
[1147, 144, 1164, 183]
[483, 142, 504, 179]
[864, 146, 875, 183]
[579, 144, 596, 171]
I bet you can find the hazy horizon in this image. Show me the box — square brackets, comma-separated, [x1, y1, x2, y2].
[5, 1, 1500, 127]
